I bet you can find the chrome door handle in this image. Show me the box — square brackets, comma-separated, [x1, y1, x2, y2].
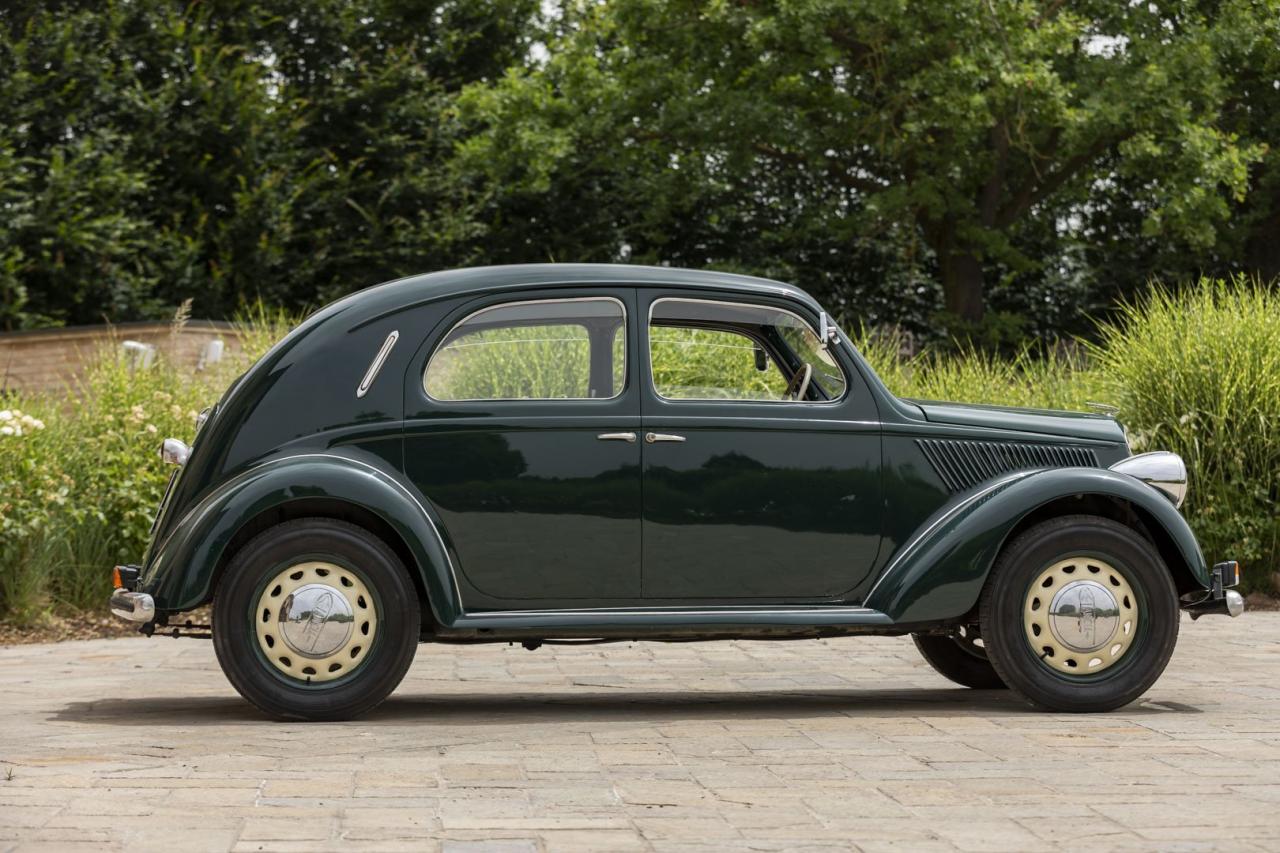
[645, 432, 686, 443]
[596, 432, 637, 442]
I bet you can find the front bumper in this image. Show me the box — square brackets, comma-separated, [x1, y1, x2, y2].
[1181, 560, 1246, 620]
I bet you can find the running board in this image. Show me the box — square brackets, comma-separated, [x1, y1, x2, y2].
[446, 605, 893, 633]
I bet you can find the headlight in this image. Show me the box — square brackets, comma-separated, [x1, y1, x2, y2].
[159, 438, 191, 466]
[1109, 451, 1187, 509]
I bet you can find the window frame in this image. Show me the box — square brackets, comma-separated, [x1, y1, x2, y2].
[646, 296, 849, 406]
[423, 295, 628, 403]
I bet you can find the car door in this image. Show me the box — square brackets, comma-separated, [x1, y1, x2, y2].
[639, 291, 883, 601]
[402, 288, 643, 606]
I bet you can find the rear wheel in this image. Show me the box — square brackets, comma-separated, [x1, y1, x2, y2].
[213, 518, 420, 721]
[980, 515, 1179, 713]
[912, 627, 1007, 689]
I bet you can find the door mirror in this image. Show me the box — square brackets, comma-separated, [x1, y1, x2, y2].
[819, 312, 840, 349]
[753, 346, 769, 372]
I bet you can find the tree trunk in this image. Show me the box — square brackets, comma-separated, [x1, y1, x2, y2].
[938, 247, 985, 323]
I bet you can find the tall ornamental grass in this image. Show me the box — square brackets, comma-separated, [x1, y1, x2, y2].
[1092, 278, 1280, 589]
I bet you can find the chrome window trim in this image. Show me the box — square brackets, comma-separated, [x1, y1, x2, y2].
[646, 296, 850, 406]
[356, 330, 400, 398]
[423, 296, 628, 403]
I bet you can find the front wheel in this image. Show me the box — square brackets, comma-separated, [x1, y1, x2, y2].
[213, 518, 420, 721]
[980, 515, 1179, 713]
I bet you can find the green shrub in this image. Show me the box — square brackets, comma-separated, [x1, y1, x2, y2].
[1092, 277, 1280, 593]
[0, 308, 290, 624]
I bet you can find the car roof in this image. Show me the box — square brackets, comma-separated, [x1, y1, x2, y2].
[336, 263, 818, 320]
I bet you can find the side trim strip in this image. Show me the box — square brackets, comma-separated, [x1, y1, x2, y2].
[462, 606, 877, 619]
[356, 330, 400, 398]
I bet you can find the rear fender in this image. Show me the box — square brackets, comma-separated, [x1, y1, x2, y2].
[142, 452, 461, 623]
[863, 467, 1209, 624]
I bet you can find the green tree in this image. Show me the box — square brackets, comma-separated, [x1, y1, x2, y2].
[0, 0, 538, 328]
[459, 0, 1269, 323]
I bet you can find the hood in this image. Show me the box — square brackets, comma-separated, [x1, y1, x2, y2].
[910, 400, 1127, 445]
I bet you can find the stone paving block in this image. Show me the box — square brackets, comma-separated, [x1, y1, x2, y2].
[1, 613, 1278, 850]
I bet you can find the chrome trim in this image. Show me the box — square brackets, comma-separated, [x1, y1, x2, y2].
[1225, 589, 1245, 618]
[356, 330, 400, 398]
[1109, 451, 1187, 509]
[597, 432, 637, 442]
[462, 606, 877, 619]
[159, 438, 190, 466]
[110, 589, 155, 623]
[645, 432, 686, 443]
[423, 296, 627, 402]
[647, 297, 849, 406]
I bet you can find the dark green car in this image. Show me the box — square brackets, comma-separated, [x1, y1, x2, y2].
[109, 264, 1243, 720]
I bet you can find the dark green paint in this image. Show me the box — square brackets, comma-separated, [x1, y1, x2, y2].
[135, 264, 1215, 640]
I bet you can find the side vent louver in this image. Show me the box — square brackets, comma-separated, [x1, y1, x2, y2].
[917, 439, 1099, 493]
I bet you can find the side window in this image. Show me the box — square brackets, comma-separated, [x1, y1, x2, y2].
[650, 327, 788, 400]
[649, 298, 847, 403]
[425, 298, 626, 401]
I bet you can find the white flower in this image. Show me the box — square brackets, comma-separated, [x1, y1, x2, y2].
[0, 426, 13, 436]
[0, 410, 12, 422]
[31, 418, 43, 430]
[145, 423, 158, 434]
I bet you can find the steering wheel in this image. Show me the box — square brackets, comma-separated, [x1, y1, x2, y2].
[785, 363, 813, 401]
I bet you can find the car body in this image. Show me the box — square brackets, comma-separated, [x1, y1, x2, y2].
[110, 264, 1244, 719]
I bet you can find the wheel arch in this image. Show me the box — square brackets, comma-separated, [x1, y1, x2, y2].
[863, 467, 1210, 624]
[1003, 494, 1204, 599]
[142, 454, 462, 625]
[214, 497, 434, 631]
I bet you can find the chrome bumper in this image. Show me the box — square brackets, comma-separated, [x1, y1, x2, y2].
[1182, 561, 1246, 620]
[110, 589, 156, 623]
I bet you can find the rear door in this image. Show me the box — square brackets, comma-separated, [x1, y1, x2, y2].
[403, 288, 643, 606]
[638, 292, 883, 601]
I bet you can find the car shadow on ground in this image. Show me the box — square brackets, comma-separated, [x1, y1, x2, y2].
[50, 688, 1201, 726]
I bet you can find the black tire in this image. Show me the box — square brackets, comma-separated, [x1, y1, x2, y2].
[212, 518, 420, 721]
[980, 514, 1179, 713]
[912, 628, 1008, 689]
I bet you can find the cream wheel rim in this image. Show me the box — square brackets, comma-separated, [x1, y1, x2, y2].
[1023, 557, 1138, 675]
[254, 562, 377, 683]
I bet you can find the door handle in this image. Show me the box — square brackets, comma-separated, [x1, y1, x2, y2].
[645, 432, 686, 443]
[596, 432, 637, 442]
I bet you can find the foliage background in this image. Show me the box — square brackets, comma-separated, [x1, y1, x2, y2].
[0, 0, 1277, 343]
[1, 2, 1278, 620]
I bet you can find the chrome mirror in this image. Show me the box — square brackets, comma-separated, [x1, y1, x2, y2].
[819, 312, 840, 349]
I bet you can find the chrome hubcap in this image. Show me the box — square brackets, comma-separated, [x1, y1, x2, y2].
[1048, 580, 1119, 653]
[1023, 558, 1138, 675]
[255, 562, 377, 683]
[278, 584, 355, 659]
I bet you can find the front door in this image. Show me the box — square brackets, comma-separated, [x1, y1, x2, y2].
[403, 289, 643, 605]
[639, 293, 883, 600]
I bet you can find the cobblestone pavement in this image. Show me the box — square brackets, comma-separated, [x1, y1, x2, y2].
[1, 613, 1278, 852]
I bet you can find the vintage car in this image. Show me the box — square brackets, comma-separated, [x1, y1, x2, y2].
[110, 264, 1243, 720]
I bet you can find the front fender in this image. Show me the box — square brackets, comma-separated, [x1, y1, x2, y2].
[863, 467, 1209, 625]
[142, 452, 461, 623]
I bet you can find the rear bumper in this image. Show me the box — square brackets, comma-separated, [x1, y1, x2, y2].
[110, 589, 156, 623]
[109, 564, 155, 623]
